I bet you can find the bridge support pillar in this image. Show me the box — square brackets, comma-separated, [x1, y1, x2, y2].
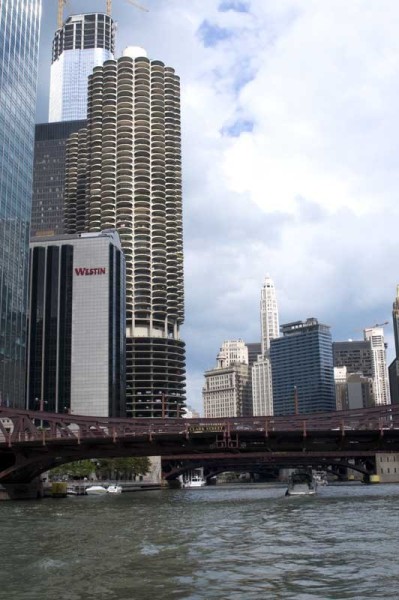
[0, 478, 44, 501]
[166, 479, 181, 489]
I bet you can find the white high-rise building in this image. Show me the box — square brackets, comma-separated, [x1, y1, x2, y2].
[217, 340, 248, 368]
[49, 13, 115, 122]
[260, 275, 280, 354]
[252, 358, 273, 415]
[252, 276, 280, 416]
[364, 326, 390, 406]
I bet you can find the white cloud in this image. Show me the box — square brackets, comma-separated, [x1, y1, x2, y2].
[38, 0, 399, 413]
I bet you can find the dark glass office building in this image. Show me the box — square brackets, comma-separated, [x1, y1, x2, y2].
[246, 342, 262, 368]
[31, 120, 86, 237]
[270, 318, 335, 416]
[0, 0, 41, 407]
[27, 231, 126, 417]
[333, 340, 373, 377]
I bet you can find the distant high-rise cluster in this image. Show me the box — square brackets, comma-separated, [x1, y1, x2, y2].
[202, 277, 395, 418]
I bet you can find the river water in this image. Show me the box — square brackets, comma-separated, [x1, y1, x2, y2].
[1, 483, 399, 599]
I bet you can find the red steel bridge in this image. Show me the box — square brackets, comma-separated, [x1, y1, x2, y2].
[1, 404, 399, 497]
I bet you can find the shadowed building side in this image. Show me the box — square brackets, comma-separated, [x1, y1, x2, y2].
[31, 120, 87, 237]
[389, 286, 399, 404]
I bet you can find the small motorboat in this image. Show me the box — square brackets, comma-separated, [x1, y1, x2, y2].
[85, 485, 107, 495]
[107, 485, 122, 494]
[313, 471, 328, 486]
[182, 475, 206, 488]
[285, 470, 317, 496]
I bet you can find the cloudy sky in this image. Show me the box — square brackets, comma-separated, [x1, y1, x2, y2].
[37, 0, 399, 413]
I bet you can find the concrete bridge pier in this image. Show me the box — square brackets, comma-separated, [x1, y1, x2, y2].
[0, 478, 44, 500]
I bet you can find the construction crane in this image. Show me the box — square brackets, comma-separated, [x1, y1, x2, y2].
[366, 321, 389, 329]
[58, 0, 149, 29]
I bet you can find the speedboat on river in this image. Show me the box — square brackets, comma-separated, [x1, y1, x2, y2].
[183, 475, 206, 488]
[107, 485, 123, 494]
[85, 485, 108, 495]
[285, 470, 317, 496]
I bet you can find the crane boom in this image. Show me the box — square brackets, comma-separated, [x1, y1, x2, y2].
[58, 0, 149, 28]
[57, 0, 68, 29]
[125, 0, 149, 12]
[363, 321, 389, 330]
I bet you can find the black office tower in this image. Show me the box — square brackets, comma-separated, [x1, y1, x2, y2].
[31, 120, 86, 237]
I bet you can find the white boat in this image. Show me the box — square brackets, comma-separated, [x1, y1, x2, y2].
[314, 471, 328, 486]
[85, 485, 108, 495]
[285, 471, 317, 496]
[183, 475, 206, 488]
[107, 484, 122, 494]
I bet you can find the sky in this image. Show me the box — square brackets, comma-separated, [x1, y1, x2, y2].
[37, 0, 399, 413]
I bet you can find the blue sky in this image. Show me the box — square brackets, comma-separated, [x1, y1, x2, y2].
[37, 0, 399, 412]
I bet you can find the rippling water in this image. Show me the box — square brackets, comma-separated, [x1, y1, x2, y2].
[1, 483, 399, 599]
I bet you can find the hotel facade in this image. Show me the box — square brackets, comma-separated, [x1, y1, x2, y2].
[26, 230, 126, 417]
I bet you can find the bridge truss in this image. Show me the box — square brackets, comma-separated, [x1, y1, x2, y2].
[0, 404, 399, 486]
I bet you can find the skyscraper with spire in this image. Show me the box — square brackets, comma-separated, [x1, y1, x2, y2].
[252, 276, 280, 415]
[260, 275, 280, 354]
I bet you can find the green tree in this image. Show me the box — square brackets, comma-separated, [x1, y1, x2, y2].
[96, 457, 150, 480]
[50, 459, 95, 479]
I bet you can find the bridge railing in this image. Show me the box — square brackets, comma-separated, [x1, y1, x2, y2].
[0, 404, 398, 445]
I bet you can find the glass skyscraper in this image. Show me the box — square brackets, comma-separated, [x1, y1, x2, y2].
[0, 0, 41, 407]
[49, 13, 115, 122]
[270, 318, 335, 416]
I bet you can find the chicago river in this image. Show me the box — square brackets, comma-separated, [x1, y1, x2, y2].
[1, 483, 399, 599]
